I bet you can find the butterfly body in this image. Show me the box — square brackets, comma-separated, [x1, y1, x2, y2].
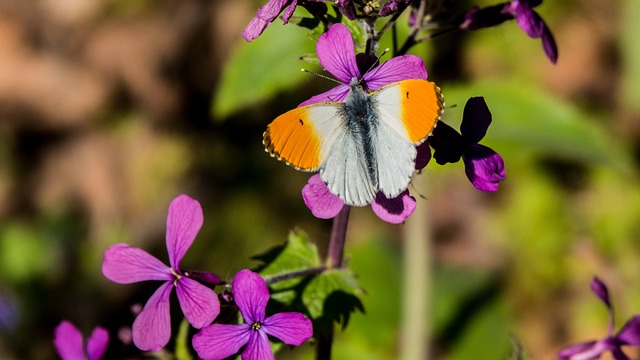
[264, 78, 444, 206]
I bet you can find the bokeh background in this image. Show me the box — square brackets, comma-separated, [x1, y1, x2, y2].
[1, 0, 639, 359]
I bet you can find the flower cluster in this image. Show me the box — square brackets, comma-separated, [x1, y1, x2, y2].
[93, 195, 313, 359]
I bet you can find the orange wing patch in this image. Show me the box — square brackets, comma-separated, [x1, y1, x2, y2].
[398, 79, 444, 144]
[263, 107, 322, 171]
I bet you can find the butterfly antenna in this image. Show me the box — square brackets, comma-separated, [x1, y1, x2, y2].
[301, 69, 343, 85]
[359, 48, 390, 86]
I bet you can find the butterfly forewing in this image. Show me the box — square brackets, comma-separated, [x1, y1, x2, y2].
[373, 79, 444, 144]
[372, 79, 444, 198]
[263, 104, 343, 171]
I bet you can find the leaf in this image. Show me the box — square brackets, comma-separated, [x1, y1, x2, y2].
[302, 268, 364, 328]
[256, 229, 321, 304]
[441, 80, 633, 172]
[212, 23, 316, 119]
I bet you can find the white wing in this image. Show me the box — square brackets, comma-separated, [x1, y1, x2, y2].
[371, 83, 419, 199]
[312, 104, 377, 206]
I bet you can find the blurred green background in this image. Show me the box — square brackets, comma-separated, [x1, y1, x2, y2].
[1, 0, 639, 359]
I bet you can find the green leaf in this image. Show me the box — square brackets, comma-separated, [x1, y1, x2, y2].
[302, 268, 364, 328]
[256, 229, 321, 304]
[441, 80, 632, 172]
[212, 23, 316, 119]
[175, 318, 194, 360]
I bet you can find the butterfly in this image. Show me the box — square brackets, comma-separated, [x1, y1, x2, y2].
[263, 78, 444, 207]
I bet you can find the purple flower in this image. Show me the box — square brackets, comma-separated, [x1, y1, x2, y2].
[379, 0, 413, 17]
[53, 321, 109, 360]
[461, 0, 557, 63]
[298, 23, 428, 106]
[102, 194, 221, 351]
[430, 97, 506, 192]
[558, 277, 640, 360]
[336, 0, 357, 20]
[242, 0, 328, 42]
[192, 269, 313, 360]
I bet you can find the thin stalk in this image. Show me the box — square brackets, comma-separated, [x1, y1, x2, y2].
[263, 266, 327, 285]
[316, 205, 351, 360]
[399, 174, 431, 360]
[326, 205, 351, 268]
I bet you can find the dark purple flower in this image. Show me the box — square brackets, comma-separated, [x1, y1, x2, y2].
[54, 321, 109, 360]
[102, 195, 221, 351]
[461, 0, 557, 63]
[192, 269, 313, 360]
[299, 23, 428, 106]
[430, 97, 506, 192]
[379, 0, 413, 17]
[558, 277, 640, 360]
[336, 0, 357, 20]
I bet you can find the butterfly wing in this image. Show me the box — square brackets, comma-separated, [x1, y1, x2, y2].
[264, 103, 377, 206]
[372, 79, 444, 198]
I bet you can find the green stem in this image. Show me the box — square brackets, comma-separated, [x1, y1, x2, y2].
[399, 174, 431, 360]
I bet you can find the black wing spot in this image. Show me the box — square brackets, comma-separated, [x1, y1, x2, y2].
[405, 91, 410, 99]
[299, 118, 304, 125]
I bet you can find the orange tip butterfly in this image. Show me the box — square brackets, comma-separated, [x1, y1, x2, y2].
[264, 77, 444, 207]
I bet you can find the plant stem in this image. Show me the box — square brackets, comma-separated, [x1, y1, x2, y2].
[326, 205, 351, 268]
[316, 205, 351, 360]
[399, 174, 431, 360]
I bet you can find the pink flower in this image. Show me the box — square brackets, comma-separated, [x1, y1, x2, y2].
[53, 321, 109, 360]
[102, 195, 220, 351]
[193, 270, 313, 360]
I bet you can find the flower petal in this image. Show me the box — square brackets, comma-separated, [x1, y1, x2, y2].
[335, 0, 357, 20]
[611, 347, 633, 360]
[461, 4, 512, 31]
[102, 244, 171, 284]
[590, 276, 612, 309]
[86, 326, 109, 360]
[54, 321, 85, 360]
[176, 277, 220, 329]
[363, 55, 428, 90]
[302, 174, 345, 219]
[557, 340, 601, 360]
[460, 97, 492, 145]
[242, 17, 270, 42]
[415, 141, 432, 170]
[242, 0, 292, 42]
[298, 85, 351, 107]
[316, 24, 361, 83]
[132, 282, 173, 351]
[263, 312, 313, 346]
[541, 22, 558, 64]
[242, 330, 274, 360]
[429, 121, 463, 165]
[509, 2, 545, 38]
[233, 270, 270, 324]
[193, 324, 251, 360]
[371, 191, 416, 224]
[616, 315, 640, 346]
[280, 0, 298, 23]
[463, 144, 506, 192]
[166, 194, 203, 270]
